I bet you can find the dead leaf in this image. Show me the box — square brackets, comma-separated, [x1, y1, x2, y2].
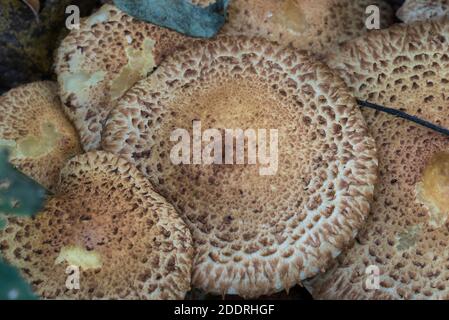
[22, 0, 40, 22]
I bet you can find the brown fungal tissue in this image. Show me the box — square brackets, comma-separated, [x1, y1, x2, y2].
[0, 151, 194, 299]
[102, 36, 378, 298]
[54, 4, 189, 152]
[0, 81, 81, 191]
[397, 0, 449, 23]
[305, 19, 449, 300]
[222, 0, 395, 55]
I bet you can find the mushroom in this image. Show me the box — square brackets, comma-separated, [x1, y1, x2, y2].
[101, 36, 378, 298]
[0, 81, 81, 191]
[55, 1, 393, 152]
[305, 18, 449, 299]
[397, 0, 449, 23]
[0, 151, 194, 299]
[222, 0, 395, 55]
[55, 4, 190, 151]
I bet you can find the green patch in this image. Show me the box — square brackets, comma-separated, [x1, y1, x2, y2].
[0, 148, 48, 216]
[0, 259, 36, 300]
[396, 225, 421, 251]
[0, 215, 5, 229]
[113, 0, 230, 38]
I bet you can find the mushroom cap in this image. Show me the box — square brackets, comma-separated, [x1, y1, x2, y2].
[0, 151, 194, 299]
[55, 4, 189, 151]
[305, 19, 449, 299]
[102, 36, 378, 298]
[222, 0, 394, 54]
[397, 0, 449, 23]
[0, 81, 81, 191]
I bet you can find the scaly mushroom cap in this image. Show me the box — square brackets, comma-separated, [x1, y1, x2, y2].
[222, 0, 394, 54]
[305, 19, 449, 299]
[397, 0, 449, 23]
[55, 4, 189, 151]
[102, 36, 378, 298]
[0, 81, 81, 191]
[0, 151, 194, 299]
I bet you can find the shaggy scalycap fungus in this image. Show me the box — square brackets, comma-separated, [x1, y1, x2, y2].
[0, 151, 194, 299]
[306, 19, 449, 300]
[102, 36, 378, 298]
[55, 4, 189, 151]
[222, 0, 394, 54]
[55, 0, 392, 152]
[397, 0, 449, 23]
[0, 81, 81, 191]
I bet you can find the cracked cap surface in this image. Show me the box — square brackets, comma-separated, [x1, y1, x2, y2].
[0, 151, 194, 299]
[0, 81, 81, 191]
[102, 36, 378, 298]
[55, 4, 190, 151]
[306, 18, 449, 300]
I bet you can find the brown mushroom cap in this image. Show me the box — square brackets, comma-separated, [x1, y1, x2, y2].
[305, 19, 449, 299]
[102, 36, 378, 298]
[397, 0, 449, 23]
[55, 4, 189, 151]
[0, 151, 194, 299]
[222, 0, 394, 54]
[0, 81, 81, 191]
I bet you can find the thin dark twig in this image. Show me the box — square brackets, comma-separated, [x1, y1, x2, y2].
[356, 99, 449, 137]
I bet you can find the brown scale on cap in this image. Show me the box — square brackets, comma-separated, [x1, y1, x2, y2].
[221, 0, 394, 55]
[397, 0, 449, 23]
[305, 19, 449, 299]
[54, 4, 190, 151]
[0, 81, 81, 191]
[0, 151, 194, 299]
[102, 36, 378, 298]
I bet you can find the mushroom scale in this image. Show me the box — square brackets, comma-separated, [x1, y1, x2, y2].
[0, 151, 194, 299]
[101, 36, 378, 298]
[222, 0, 395, 55]
[0, 81, 81, 191]
[397, 0, 449, 23]
[55, 4, 190, 151]
[305, 18, 449, 300]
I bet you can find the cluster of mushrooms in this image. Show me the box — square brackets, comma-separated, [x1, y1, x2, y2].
[0, 0, 449, 300]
